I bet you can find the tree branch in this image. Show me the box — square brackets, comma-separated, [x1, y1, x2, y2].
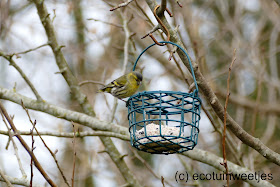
[0, 101, 57, 187]
[0, 170, 13, 187]
[215, 88, 280, 114]
[0, 51, 43, 101]
[0, 175, 42, 187]
[0, 86, 128, 135]
[0, 129, 130, 141]
[110, 0, 135, 11]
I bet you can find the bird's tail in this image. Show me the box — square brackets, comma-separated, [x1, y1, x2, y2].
[97, 86, 111, 93]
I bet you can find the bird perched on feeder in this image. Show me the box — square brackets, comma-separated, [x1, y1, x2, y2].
[98, 71, 143, 100]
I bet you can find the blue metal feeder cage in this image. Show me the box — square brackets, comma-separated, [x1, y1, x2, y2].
[127, 41, 201, 154]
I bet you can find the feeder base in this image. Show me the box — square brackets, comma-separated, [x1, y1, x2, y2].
[134, 123, 186, 154]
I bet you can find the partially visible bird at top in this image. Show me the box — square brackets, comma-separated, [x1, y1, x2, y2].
[98, 71, 143, 101]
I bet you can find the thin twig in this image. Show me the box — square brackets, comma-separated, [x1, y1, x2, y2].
[110, 98, 118, 123]
[141, 25, 160, 39]
[129, 147, 174, 187]
[30, 120, 36, 187]
[0, 170, 13, 187]
[0, 52, 43, 101]
[87, 18, 123, 29]
[161, 176, 165, 187]
[0, 129, 130, 141]
[1, 112, 27, 178]
[2, 43, 49, 57]
[21, 102, 71, 187]
[221, 49, 236, 187]
[110, 0, 135, 11]
[79, 80, 105, 86]
[71, 123, 77, 187]
[176, 0, 183, 8]
[250, 65, 265, 136]
[0, 100, 57, 187]
[121, 13, 130, 74]
[51, 9, 56, 22]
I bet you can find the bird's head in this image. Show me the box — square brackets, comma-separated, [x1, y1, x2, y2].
[132, 71, 143, 85]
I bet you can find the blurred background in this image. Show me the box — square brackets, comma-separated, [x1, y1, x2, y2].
[0, 0, 279, 186]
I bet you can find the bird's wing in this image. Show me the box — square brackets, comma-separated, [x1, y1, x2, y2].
[111, 74, 127, 87]
[99, 74, 127, 93]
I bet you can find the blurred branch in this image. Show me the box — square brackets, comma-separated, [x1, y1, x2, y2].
[144, 0, 280, 166]
[273, 0, 280, 7]
[3, 43, 49, 57]
[221, 49, 236, 187]
[215, 88, 280, 114]
[30, 120, 35, 187]
[110, 0, 135, 11]
[0, 170, 13, 187]
[0, 175, 42, 187]
[177, 155, 201, 186]
[79, 80, 105, 86]
[0, 100, 57, 187]
[129, 147, 174, 187]
[0, 51, 43, 101]
[121, 13, 130, 74]
[0, 86, 128, 135]
[1, 112, 27, 178]
[72, 0, 86, 73]
[22, 102, 71, 187]
[71, 123, 77, 187]
[0, 129, 130, 141]
[87, 18, 123, 29]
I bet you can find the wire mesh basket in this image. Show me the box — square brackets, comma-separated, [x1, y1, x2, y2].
[127, 41, 201, 154]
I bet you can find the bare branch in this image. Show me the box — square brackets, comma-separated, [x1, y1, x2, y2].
[71, 123, 77, 187]
[221, 49, 236, 187]
[129, 147, 174, 187]
[0, 129, 130, 141]
[30, 121, 35, 187]
[79, 80, 105, 86]
[176, 0, 183, 8]
[110, 0, 135, 11]
[141, 25, 160, 39]
[0, 170, 13, 187]
[0, 174, 42, 187]
[87, 18, 123, 28]
[0, 101, 57, 187]
[0, 51, 43, 101]
[1, 112, 27, 178]
[0, 86, 128, 135]
[21, 102, 71, 187]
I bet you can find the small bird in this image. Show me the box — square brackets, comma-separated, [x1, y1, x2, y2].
[98, 71, 143, 100]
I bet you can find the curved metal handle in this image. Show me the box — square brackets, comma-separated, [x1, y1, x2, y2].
[133, 41, 199, 94]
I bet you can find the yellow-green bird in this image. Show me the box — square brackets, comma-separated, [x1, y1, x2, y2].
[99, 71, 143, 99]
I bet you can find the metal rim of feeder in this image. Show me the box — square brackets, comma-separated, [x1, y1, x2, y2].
[127, 41, 201, 155]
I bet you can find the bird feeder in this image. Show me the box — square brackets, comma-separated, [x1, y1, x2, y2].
[127, 41, 201, 154]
